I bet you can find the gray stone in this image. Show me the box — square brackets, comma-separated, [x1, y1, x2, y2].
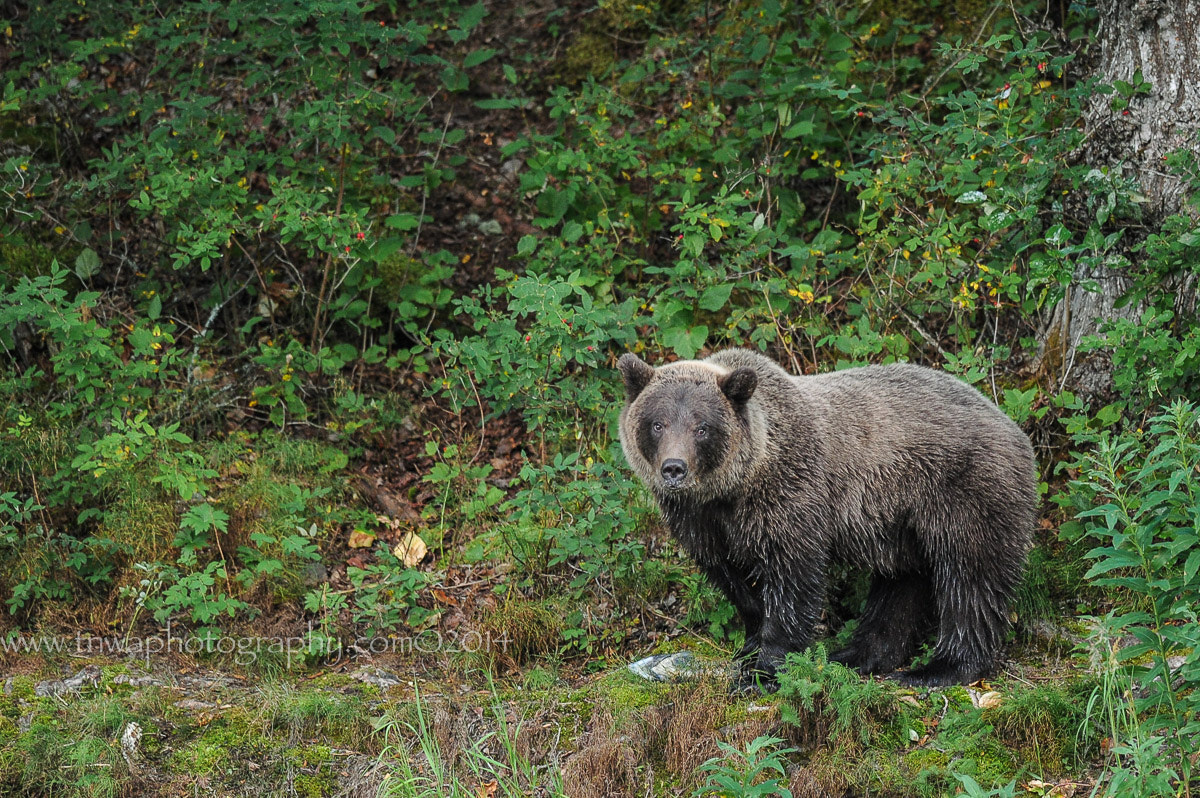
[35, 664, 101, 697]
[627, 652, 702, 682]
[350, 666, 403, 689]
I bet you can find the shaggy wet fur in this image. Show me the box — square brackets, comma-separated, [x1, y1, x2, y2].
[618, 349, 1037, 686]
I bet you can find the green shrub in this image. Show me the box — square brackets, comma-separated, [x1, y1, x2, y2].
[1065, 400, 1200, 795]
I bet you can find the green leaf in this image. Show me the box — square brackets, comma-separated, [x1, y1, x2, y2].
[517, 235, 537, 256]
[781, 120, 814, 139]
[385, 213, 420, 231]
[457, 2, 486, 32]
[74, 248, 101, 280]
[474, 97, 527, 109]
[825, 32, 853, 51]
[1185, 549, 1200, 585]
[699, 283, 733, 312]
[463, 48, 496, 68]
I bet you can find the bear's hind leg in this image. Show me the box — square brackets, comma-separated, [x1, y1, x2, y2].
[831, 572, 933, 674]
[900, 556, 1018, 686]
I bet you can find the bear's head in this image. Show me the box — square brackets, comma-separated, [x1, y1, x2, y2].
[617, 353, 758, 498]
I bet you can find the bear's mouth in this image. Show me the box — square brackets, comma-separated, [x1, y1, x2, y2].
[659, 475, 692, 493]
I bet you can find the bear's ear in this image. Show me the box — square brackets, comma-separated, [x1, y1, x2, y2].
[618, 353, 655, 401]
[719, 367, 757, 406]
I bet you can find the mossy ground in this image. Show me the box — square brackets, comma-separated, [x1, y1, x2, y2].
[0, 631, 1101, 796]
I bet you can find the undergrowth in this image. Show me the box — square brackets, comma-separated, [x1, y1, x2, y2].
[1, 0, 1199, 794]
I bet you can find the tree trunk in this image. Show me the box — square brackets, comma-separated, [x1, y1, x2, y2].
[1040, 0, 1200, 396]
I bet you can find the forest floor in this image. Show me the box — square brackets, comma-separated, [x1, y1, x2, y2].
[1, 612, 1101, 797]
[0, 2, 1120, 796]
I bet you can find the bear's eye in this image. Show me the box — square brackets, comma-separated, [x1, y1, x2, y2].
[695, 424, 708, 438]
[652, 421, 664, 434]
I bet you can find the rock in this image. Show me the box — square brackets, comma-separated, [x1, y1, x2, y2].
[350, 666, 403, 689]
[175, 698, 216, 711]
[478, 219, 504, 236]
[35, 664, 101, 697]
[120, 721, 142, 769]
[627, 652, 702, 682]
[113, 673, 165, 688]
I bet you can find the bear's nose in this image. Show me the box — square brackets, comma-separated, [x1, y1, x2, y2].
[660, 459, 688, 483]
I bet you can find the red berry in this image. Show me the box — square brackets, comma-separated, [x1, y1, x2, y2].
[525, 335, 531, 342]
[356, 231, 365, 240]
[344, 246, 351, 252]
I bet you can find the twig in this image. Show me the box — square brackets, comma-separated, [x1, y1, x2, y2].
[900, 308, 950, 361]
[409, 111, 455, 257]
[921, 2, 1005, 100]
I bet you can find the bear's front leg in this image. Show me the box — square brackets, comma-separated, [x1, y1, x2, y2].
[700, 561, 763, 661]
[751, 561, 827, 684]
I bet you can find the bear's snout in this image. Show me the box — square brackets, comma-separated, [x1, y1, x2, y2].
[660, 458, 688, 486]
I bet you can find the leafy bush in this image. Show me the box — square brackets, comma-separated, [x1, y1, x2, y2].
[1065, 400, 1200, 795]
[694, 735, 796, 798]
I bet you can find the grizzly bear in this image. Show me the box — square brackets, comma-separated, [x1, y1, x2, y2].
[617, 349, 1036, 686]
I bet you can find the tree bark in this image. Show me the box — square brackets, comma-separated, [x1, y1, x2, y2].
[1040, 0, 1200, 396]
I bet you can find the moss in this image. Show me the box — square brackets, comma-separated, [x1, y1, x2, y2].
[0, 238, 60, 281]
[905, 747, 951, 773]
[170, 709, 263, 777]
[6, 676, 36, 702]
[562, 32, 618, 84]
[989, 682, 1092, 775]
[288, 744, 336, 798]
[593, 670, 671, 715]
[0, 714, 16, 745]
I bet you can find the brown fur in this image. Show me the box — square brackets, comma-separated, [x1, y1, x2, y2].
[618, 349, 1037, 685]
